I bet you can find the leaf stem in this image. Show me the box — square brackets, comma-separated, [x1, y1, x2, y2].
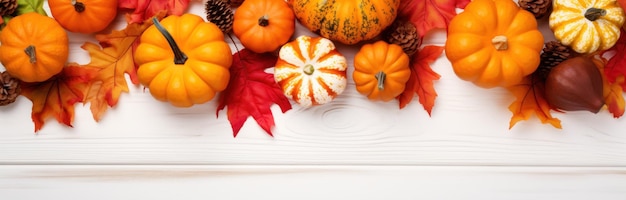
[152, 17, 188, 65]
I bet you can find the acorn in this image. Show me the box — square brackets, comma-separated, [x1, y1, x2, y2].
[544, 56, 604, 113]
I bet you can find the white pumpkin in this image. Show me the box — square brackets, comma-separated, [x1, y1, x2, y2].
[274, 35, 347, 107]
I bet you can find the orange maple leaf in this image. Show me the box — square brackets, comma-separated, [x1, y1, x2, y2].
[399, 0, 471, 37]
[604, 76, 625, 118]
[507, 74, 561, 129]
[20, 66, 98, 132]
[78, 14, 163, 121]
[397, 45, 444, 115]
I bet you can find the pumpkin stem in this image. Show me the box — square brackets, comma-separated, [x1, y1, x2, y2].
[24, 45, 36, 64]
[71, 0, 85, 12]
[375, 71, 386, 90]
[585, 8, 606, 21]
[303, 64, 315, 75]
[258, 15, 269, 27]
[152, 17, 188, 65]
[491, 35, 508, 51]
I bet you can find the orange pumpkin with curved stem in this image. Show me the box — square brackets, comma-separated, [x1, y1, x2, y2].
[134, 14, 233, 107]
[233, 0, 295, 53]
[353, 41, 410, 101]
[0, 13, 69, 82]
[48, 0, 118, 33]
[445, 0, 544, 88]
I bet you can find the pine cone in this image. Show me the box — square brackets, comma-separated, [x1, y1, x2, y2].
[518, 0, 552, 19]
[383, 20, 421, 56]
[227, 0, 245, 7]
[536, 41, 576, 80]
[0, 0, 17, 16]
[205, 0, 234, 34]
[0, 71, 21, 106]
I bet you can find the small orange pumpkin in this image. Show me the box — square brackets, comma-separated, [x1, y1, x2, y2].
[445, 0, 544, 88]
[274, 35, 347, 107]
[0, 13, 69, 82]
[233, 0, 295, 53]
[353, 41, 410, 101]
[48, 0, 118, 33]
[134, 14, 233, 107]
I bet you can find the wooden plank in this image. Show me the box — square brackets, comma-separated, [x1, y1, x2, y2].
[1, 165, 625, 200]
[1, 1, 625, 166]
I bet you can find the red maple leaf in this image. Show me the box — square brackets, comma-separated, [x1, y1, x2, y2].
[602, 30, 626, 91]
[506, 74, 561, 129]
[119, 0, 190, 23]
[398, 0, 471, 37]
[20, 66, 98, 132]
[217, 49, 292, 137]
[397, 45, 444, 115]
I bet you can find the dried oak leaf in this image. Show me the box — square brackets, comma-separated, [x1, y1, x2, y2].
[603, 30, 626, 91]
[119, 0, 190, 24]
[217, 49, 292, 137]
[398, 0, 471, 37]
[77, 14, 163, 121]
[506, 74, 561, 129]
[397, 45, 444, 115]
[20, 66, 98, 132]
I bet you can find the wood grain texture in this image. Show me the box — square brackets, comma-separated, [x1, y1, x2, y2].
[1, 165, 625, 200]
[0, 1, 625, 167]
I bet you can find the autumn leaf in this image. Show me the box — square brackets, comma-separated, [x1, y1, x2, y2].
[397, 45, 444, 115]
[507, 74, 561, 129]
[1, 0, 47, 30]
[78, 14, 163, 121]
[217, 49, 292, 137]
[20, 66, 98, 132]
[604, 76, 625, 118]
[603, 30, 626, 91]
[398, 0, 471, 37]
[119, 0, 190, 23]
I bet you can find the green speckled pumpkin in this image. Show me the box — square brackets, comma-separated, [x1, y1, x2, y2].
[288, 0, 400, 45]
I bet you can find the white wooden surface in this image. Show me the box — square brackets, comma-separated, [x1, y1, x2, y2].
[1, 1, 626, 199]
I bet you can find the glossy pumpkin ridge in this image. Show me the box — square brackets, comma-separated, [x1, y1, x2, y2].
[549, 0, 625, 53]
[152, 18, 188, 65]
[289, 0, 400, 45]
[274, 36, 348, 107]
[233, 0, 295, 53]
[135, 14, 233, 107]
[0, 12, 69, 83]
[445, 0, 544, 88]
[353, 41, 410, 102]
[48, 0, 118, 33]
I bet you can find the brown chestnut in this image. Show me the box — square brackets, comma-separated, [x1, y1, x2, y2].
[545, 56, 604, 113]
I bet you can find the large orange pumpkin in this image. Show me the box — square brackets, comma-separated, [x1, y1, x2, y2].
[274, 35, 347, 107]
[445, 0, 544, 88]
[134, 14, 233, 107]
[233, 0, 295, 53]
[353, 41, 410, 102]
[48, 0, 118, 33]
[0, 13, 69, 82]
[288, 0, 400, 45]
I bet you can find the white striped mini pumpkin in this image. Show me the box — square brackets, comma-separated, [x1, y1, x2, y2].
[274, 35, 347, 107]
